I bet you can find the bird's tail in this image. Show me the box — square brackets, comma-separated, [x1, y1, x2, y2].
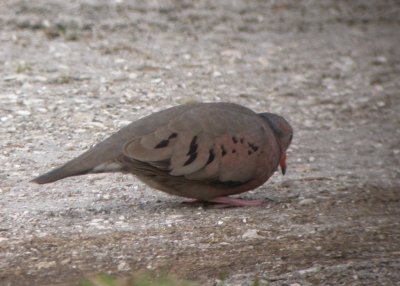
[31, 141, 123, 184]
[31, 163, 93, 184]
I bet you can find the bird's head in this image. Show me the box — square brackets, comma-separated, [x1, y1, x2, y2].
[258, 112, 293, 175]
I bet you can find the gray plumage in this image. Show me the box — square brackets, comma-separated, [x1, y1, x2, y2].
[32, 102, 293, 205]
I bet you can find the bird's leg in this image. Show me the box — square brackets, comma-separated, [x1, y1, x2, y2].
[207, 196, 266, 207]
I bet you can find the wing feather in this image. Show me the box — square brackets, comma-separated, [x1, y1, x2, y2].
[122, 103, 269, 184]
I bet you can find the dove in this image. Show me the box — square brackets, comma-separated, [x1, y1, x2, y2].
[32, 102, 293, 207]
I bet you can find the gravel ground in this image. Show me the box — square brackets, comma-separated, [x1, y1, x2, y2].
[1, 0, 400, 285]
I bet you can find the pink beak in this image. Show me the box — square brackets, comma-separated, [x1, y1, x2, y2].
[280, 153, 287, 175]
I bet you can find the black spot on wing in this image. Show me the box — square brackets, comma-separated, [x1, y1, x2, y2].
[155, 139, 169, 148]
[154, 133, 177, 149]
[184, 152, 197, 166]
[187, 136, 198, 156]
[221, 145, 227, 157]
[232, 136, 238, 143]
[248, 142, 259, 152]
[206, 149, 215, 165]
[169, 133, 178, 139]
[183, 135, 199, 166]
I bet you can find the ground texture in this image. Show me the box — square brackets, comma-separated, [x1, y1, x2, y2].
[1, 0, 400, 285]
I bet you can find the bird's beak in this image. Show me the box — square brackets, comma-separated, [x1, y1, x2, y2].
[280, 153, 287, 175]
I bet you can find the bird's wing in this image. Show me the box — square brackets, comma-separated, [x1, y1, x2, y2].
[122, 103, 270, 184]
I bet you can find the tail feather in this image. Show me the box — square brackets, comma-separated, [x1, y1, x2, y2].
[31, 165, 92, 184]
[31, 141, 124, 184]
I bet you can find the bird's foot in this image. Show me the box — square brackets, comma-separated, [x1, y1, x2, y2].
[182, 197, 266, 207]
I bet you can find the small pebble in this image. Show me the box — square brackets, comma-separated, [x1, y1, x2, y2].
[117, 261, 130, 271]
[36, 261, 56, 269]
[213, 70, 222, 77]
[15, 110, 31, 116]
[299, 198, 316, 206]
[242, 229, 264, 239]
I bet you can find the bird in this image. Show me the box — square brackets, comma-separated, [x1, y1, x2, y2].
[32, 102, 293, 207]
